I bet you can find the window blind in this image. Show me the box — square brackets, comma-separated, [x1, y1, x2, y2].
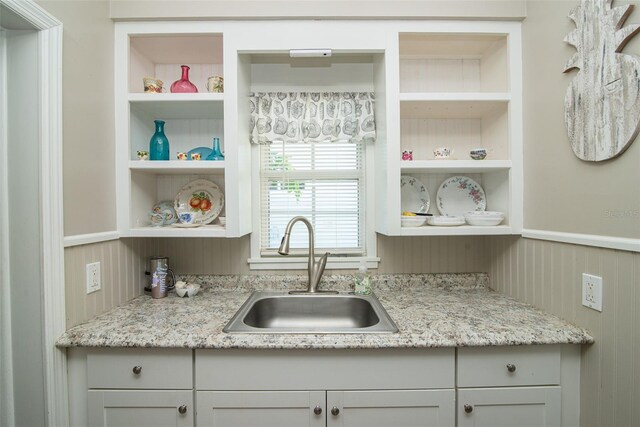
[260, 141, 365, 256]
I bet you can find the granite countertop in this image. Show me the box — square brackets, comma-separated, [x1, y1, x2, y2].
[56, 274, 594, 349]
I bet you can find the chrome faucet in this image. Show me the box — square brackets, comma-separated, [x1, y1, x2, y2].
[278, 216, 336, 294]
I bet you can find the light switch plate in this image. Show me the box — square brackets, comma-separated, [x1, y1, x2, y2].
[582, 273, 602, 312]
[86, 262, 101, 294]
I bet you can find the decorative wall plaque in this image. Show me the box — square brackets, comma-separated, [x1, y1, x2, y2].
[563, 0, 640, 162]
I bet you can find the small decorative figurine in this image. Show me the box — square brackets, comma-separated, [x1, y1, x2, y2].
[402, 150, 413, 161]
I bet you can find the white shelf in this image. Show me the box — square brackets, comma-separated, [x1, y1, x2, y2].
[129, 93, 224, 119]
[400, 160, 512, 173]
[129, 160, 225, 174]
[399, 92, 510, 102]
[399, 225, 514, 236]
[128, 225, 226, 238]
[400, 99, 508, 119]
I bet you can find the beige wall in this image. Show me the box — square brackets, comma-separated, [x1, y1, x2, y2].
[490, 237, 640, 427]
[38, 0, 116, 236]
[523, 0, 640, 239]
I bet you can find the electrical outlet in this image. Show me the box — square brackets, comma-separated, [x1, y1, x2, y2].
[86, 262, 101, 294]
[582, 273, 602, 312]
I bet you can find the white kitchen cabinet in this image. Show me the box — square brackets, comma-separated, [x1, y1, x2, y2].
[327, 390, 455, 427]
[68, 346, 579, 427]
[88, 390, 193, 427]
[457, 387, 561, 427]
[196, 390, 454, 427]
[197, 391, 326, 427]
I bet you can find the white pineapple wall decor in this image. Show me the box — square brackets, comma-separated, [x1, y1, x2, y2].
[563, 0, 640, 161]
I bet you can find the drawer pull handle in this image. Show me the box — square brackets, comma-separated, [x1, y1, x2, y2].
[132, 366, 142, 375]
[313, 406, 322, 415]
[331, 407, 340, 416]
[464, 404, 473, 414]
[178, 405, 187, 414]
[507, 363, 516, 373]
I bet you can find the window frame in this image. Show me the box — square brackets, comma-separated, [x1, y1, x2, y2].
[248, 142, 378, 270]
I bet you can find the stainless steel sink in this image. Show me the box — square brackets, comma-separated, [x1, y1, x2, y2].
[223, 291, 398, 334]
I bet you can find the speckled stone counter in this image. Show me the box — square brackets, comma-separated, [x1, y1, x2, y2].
[56, 274, 593, 349]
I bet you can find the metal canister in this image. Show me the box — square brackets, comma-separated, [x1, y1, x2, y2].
[149, 257, 175, 299]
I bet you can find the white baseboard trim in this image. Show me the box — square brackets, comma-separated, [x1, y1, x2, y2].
[522, 229, 640, 253]
[64, 231, 120, 248]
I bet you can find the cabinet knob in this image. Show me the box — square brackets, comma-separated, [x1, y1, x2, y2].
[507, 363, 516, 373]
[178, 405, 187, 414]
[464, 404, 473, 414]
[313, 406, 322, 415]
[132, 366, 142, 375]
[331, 407, 340, 416]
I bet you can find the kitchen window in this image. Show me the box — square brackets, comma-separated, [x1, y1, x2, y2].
[249, 140, 377, 270]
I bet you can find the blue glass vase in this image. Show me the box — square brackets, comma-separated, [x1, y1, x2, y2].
[206, 137, 225, 160]
[149, 120, 169, 161]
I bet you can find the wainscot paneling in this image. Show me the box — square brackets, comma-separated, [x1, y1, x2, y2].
[64, 238, 156, 328]
[489, 236, 640, 427]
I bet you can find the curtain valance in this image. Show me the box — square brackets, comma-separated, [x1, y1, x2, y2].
[250, 92, 376, 144]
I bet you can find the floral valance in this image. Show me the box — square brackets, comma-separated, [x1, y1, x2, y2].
[250, 92, 376, 144]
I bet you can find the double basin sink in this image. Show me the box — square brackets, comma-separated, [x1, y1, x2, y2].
[223, 291, 398, 334]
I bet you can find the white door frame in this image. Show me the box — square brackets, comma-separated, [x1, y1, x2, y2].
[0, 1, 66, 426]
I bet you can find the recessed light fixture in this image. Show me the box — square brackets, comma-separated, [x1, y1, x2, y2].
[289, 49, 332, 58]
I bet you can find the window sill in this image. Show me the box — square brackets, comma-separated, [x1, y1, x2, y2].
[248, 256, 380, 270]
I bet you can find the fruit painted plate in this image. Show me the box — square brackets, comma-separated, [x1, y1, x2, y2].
[174, 179, 224, 225]
[436, 176, 486, 216]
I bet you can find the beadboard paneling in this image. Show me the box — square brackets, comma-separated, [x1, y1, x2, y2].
[489, 236, 640, 427]
[156, 235, 489, 275]
[64, 238, 156, 328]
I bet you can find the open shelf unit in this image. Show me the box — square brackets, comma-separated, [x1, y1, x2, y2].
[116, 24, 251, 238]
[378, 23, 523, 236]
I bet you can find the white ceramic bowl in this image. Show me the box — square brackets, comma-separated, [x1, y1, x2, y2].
[426, 215, 465, 226]
[401, 215, 427, 227]
[464, 211, 504, 226]
[175, 282, 200, 297]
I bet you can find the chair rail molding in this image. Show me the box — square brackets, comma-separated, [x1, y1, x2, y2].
[522, 228, 640, 253]
[64, 231, 120, 248]
[0, 1, 67, 426]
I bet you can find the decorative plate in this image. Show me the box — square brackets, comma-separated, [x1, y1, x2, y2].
[401, 175, 430, 214]
[436, 176, 486, 216]
[174, 179, 224, 225]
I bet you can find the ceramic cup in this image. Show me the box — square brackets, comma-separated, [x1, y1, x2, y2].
[190, 153, 202, 161]
[178, 212, 196, 224]
[469, 148, 488, 160]
[143, 77, 163, 93]
[137, 150, 149, 161]
[177, 152, 188, 160]
[206, 76, 224, 93]
[434, 147, 454, 159]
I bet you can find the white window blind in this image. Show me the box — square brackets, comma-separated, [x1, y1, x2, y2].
[260, 141, 365, 256]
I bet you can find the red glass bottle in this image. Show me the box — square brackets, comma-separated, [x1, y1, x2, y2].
[170, 65, 198, 93]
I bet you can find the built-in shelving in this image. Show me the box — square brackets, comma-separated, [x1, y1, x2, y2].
[400, 160, 512, 174]
[400, 225, 513, 236]
[129, 160, 226, 174]
[128, 225, 226, 238]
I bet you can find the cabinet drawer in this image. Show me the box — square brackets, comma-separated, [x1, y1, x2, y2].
[457, 345, 560, 387]
[87, 348, 192, 390]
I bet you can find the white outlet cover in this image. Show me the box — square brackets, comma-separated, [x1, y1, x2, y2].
[582, 273, 602, 312]
[86, 262, 101, 294]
